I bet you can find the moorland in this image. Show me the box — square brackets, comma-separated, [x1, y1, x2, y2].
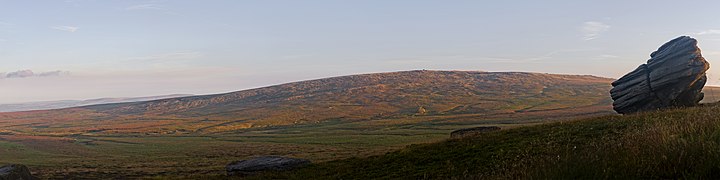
[0, 70, 616, 178]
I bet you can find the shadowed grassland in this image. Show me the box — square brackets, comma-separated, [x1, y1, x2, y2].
[0, 71, 618, 178]
[258, 103, 720, 179]
[3, 85, 717, 178]
[3, 86, 715, 178]
[0, 106, 611, 179]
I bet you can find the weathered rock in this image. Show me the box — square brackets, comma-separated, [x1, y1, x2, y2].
[450, 126, 501, 139]
[610, 36, 710, 114]
[226, 156, 311, 176]
[0, 164, 38, 180]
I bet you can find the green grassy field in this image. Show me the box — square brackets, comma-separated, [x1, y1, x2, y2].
[256, 102, 720, 179]
[1, 86, 717, 178]
[0, 105, 612, 179]
[0, 71, 619, 178]
[10, 72, 716, 179]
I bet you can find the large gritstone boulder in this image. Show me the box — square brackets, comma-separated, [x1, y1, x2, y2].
[226, 156, 311, 176]
[610, 36, 710, 114]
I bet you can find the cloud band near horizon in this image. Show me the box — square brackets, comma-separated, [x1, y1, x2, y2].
[0, 70, 70, 79]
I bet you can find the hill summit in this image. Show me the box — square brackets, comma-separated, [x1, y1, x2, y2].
[84, 70, 613, 126]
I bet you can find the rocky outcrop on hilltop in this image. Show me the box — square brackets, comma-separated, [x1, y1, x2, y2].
[610, 36, 710, 114]
[0, 164, 38, 180]
[450, 126, 501, 139]
[226, 156, 311, 176]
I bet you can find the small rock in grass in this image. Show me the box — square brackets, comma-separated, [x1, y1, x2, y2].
[226, 156, 311, 176]
[0, 164, 38, 180]
[450, 126, 501, 139]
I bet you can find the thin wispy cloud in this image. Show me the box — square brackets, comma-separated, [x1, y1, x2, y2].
[581, 21, 610, 41]
[0, 70, 70, 79]
[123, 2, 180, 15]
[51, 25, 79, 32]
[125, 4, 165, 11]
[38, 70, 71, 77]
[5, 70, 34, 78]
[695, 29, 720, 35]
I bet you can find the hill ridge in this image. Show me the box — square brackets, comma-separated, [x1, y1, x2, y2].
[83, 70, 613, 120]
[0, 70, 615, 134]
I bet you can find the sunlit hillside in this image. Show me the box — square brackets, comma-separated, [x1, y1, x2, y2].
[0, 70, 614, 135]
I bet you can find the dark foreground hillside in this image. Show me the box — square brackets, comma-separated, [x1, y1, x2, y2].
[256, 102, 720, 179]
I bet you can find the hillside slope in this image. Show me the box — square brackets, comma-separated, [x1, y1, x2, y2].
[92, 71, 612, 123]
[0, 94, 192, 113]
[261, 103, 720, 179]
[88, 70, 611, 118]
[0, 70, 615, 134]
[0, 70, 620, 178]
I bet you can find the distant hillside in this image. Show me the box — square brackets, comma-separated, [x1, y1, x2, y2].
[702, 86, 720, 103]
[0, 70, 615, 135]
[88, 70, 613, 125]
[0, 94, 192, 113]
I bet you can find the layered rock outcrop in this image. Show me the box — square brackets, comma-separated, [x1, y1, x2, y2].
[611, 36, 710, 114]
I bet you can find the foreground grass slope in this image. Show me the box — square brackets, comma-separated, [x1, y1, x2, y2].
[262, 102, 720, 179]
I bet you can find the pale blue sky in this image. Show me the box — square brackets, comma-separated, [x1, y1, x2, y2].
[2, 0, 720, 103]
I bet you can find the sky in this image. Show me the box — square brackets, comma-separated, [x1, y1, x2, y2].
[2, 0, 720, 104]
